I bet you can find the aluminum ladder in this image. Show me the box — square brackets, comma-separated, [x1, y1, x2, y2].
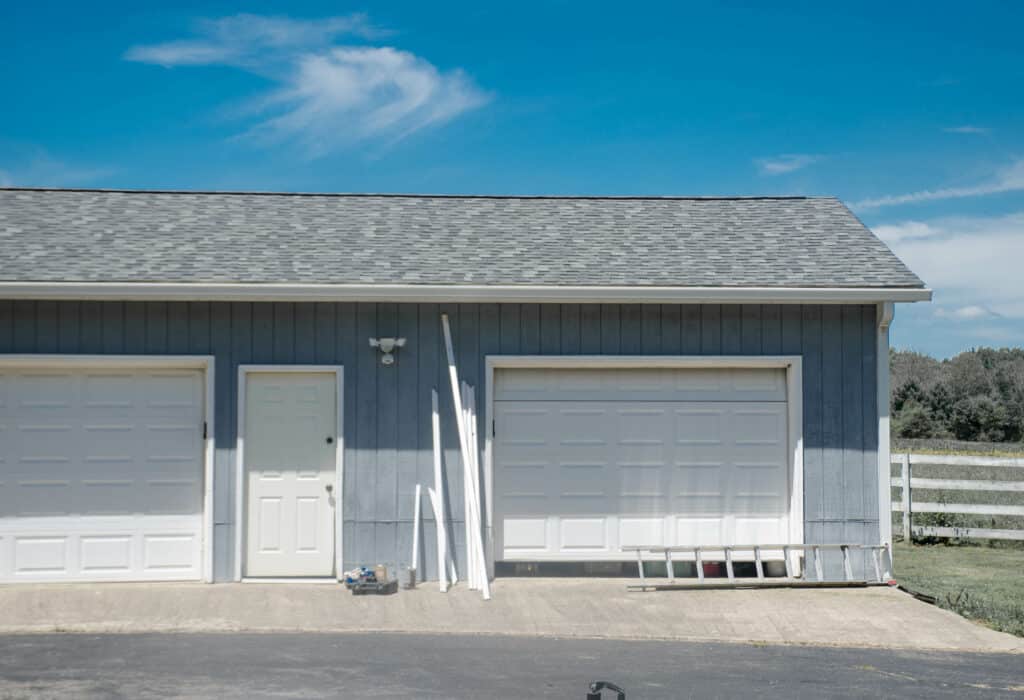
[622, 543, 893, 591]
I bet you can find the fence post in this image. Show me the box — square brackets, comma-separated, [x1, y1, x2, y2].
[901, 453, 912, 542]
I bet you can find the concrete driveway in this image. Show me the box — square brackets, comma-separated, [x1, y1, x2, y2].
[0, 579, 1020, 654]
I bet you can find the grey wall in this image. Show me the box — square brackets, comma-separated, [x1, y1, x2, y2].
[0, 301, 879, 580]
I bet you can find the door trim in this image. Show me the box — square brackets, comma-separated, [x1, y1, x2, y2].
[484, 355, 804, 578]
[234, 365, 344, 582]
[0, 354, 216, 583]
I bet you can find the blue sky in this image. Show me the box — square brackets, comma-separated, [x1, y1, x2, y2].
[2, 2, 1023, 359]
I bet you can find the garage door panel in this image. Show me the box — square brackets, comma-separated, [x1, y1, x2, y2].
[500, 518, 548, 551]
[145, 424, 201, 458]
[14, 373, 76, 407]
[675, 517, 730, 545]
[496, 368, 787, 402]
[80, 481, 136, 515]
[733, 408, 786, 444]
[615, 463, 668, 500]
[0, 367, 204, 582]
[495, 367, 792, 561]
[83, 373, 136, 408]
[143, 533, 198, 572]
[674, 409, 725, 445]
[10, 481, 73, 517]
[733, 517, 788, 543]
[14, 536, 68, 574]
[619, 517, 664, 548]
[559, 518, 607, 551]
[80, 535, 133, 573]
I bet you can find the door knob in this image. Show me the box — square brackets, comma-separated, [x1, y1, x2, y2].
[325, 484, 334, 493]
[326, 437, 334, 444]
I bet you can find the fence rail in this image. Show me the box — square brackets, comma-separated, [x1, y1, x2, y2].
[891, 453, 1024, 542]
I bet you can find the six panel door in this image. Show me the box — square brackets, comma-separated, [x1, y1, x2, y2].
[244, 372, 337, 577]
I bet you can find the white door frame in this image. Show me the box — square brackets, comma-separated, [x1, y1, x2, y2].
[484, 355, 804, 577]
[234, 365, 345, 581]
[0, 354, 216, 583]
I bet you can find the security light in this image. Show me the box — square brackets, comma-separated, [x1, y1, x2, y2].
[368, 337, 406, 365]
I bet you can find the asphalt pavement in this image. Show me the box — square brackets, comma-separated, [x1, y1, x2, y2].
[0, 632, 1021, 699]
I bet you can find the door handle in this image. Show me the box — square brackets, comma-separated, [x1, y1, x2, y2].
[325, 484, 334, 493]
[326, 437, 334, 444]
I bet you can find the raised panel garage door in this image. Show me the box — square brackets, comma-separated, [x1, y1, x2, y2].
[0, 367, 205, 582]
[494, 367, 792, 561]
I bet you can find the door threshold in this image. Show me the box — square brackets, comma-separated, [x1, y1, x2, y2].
[241, 577, 339, 584]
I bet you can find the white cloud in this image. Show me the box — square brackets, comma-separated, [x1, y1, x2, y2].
[874, 212, 1024, 319]
[245, 48, 489, 153]
[126, 14, 489, 156]
[0, 151, 112, 187]
[942, 125, 990, 135]
[933, 305, 1001, 321]
[125, 14, 385, 69]
[754, 154, 820, 175]
[854, 158, 1024, 209]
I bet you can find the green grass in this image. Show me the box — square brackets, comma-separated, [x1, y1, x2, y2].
[894, 542, 1024, 637]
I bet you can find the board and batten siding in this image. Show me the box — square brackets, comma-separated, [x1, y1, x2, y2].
[0, 301, 879, 581]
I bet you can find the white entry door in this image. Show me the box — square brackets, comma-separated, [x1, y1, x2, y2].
[494, 367, 792, 560]
[244, 371, 337, 577]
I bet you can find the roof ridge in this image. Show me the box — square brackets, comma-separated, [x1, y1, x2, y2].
[0, 186, 824, 201]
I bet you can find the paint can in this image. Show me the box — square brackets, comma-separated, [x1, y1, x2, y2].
[402, 566, 417, 589]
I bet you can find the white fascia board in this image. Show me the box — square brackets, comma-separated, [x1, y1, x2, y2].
[0, 282, 933, 304]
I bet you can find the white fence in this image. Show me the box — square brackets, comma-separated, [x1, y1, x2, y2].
[891, 453, 1024, 542]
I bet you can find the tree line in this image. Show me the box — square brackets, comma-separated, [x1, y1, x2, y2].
[891, 348, 1024, 442]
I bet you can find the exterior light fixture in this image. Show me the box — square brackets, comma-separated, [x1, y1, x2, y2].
[368, 337, 406, 365]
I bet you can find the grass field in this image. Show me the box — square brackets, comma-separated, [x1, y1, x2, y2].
[894, 542, 1024, 637]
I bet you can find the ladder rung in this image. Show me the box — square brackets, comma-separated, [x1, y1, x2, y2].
[627, 542, 885, 587]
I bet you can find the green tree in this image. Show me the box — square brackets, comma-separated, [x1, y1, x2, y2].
[893, 379, 926, 413]
[950, 395, 1008, 442]
[893, 400, 936, 438]
[946, 352, 991, 400]
[927, 382, 954, 432]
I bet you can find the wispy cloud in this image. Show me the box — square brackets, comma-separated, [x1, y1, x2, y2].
[942, 125, 990, 135]
[125, 14, 386, 69]
[754, 153, 820, 176]
[0, 150, 113, 187]
[126, 14, 490, 157]
[874, 212, 1024, 320]
[854, 158, 1024, 209]
[933, 305, 1002, 321]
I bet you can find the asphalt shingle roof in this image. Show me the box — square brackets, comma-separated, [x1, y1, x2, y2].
[0, 189, 924, 288]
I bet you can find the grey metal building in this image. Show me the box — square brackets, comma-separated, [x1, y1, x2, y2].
[0, 189, 929, 583]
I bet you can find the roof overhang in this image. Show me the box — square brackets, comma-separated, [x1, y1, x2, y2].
[0, 282, 933, 304]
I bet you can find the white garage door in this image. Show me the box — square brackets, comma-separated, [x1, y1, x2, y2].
[0, 366, 205, 582]
[494, 367, 792, 560]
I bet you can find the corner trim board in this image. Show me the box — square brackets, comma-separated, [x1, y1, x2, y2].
[877, 302, 895, 555]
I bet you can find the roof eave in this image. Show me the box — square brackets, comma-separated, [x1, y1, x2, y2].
[0, 282, 933, 304]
